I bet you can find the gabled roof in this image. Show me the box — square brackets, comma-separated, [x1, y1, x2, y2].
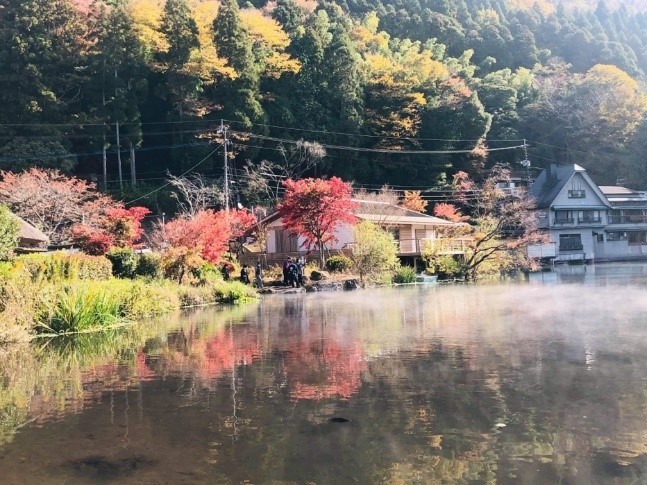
[353, 200, 456, 226]
[529, 164, 611, 209]
[256, 199, 458, 228]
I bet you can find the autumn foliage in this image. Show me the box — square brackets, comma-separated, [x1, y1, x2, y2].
[0, 168, 119, 244]
[71, 206, 151, 255]
[401, 190, 428, 213]
[163, 208, 255, 264]
[433, 203, 468, 223]
[278, 177, 357, 266]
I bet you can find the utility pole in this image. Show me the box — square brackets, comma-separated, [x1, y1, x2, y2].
[115, 69, 123, 191]
[130, 141, 136, 187]
[520, 138, 531, 186]
[219, 119, 230, 212]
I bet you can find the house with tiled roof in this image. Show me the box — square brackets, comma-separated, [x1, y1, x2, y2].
[240, 199, 465, 267]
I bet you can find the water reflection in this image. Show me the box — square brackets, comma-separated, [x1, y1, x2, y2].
[2, 265, 647, 482]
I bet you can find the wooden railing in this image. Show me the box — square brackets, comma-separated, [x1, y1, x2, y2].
[399, 238, 469, 255]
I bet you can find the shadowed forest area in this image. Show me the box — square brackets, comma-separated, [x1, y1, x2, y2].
[3, 0, 647, 211]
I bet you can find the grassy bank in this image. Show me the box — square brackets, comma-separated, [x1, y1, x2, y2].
[0, 253, 257, 343]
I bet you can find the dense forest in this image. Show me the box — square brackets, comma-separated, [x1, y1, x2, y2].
[3, 0, 647, 211]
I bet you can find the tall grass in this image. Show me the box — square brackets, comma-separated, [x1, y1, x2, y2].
[37, 285, 122, 335]
[1, 254, 259, 340]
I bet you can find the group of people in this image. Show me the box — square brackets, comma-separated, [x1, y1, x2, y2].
[222, 261, 263, 288]
[282, 256, 305, 288]
[219, 257, 305, 288]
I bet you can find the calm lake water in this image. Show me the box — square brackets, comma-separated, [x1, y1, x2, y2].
[3, 264, 647, 484]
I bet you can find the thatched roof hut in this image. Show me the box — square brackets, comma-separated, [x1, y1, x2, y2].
[12, 214, 49, 250]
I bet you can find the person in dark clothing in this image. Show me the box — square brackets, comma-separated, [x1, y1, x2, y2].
[221, 263, 230, 281]
[240, 264, 250, 284]
[282, 256, 292, 285]
[255, 262, 263, 288]
[286, 262, 300, 287]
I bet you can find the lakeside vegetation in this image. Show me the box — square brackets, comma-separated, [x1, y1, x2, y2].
[0, 252, 257, 344]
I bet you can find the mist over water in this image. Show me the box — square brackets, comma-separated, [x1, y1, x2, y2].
[2, 263, 647, 483]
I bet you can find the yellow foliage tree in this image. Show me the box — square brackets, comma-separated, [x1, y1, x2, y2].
[360, 35, 449, 145]
[401, 191, 428, 213]
[240, 9, 300, 78]
[128, 0, 168, 55]
[581, 64, 647, 144]
[508, 0, 555, 15]
[192, 1, 236, 81]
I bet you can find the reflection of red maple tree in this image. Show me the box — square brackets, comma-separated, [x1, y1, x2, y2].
[196, 329, 261, 380]
[285, 340, 366, 400]
[152, 326, 262, 382]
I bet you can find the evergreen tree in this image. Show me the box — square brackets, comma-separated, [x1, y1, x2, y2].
[160, 0, 201, 120]
[213, 0, 265, 127]
[0, 0, 86, 170]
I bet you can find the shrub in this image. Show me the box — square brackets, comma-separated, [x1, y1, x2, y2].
[106, 248, 138, 279]
[351, 221, 399, 283]
[161, 246, 205, 285]
[394, 266, 417, 284]
[325, 255, 353, 273]
[135, 253, 163, 279]
[0, 205, 20, 261]
[177, 285, 214, 307]
[426, 255, 463, 278]
[110, 280, 179, 319]
[213, 281, 257, 304]
[13, 253, 112, 282]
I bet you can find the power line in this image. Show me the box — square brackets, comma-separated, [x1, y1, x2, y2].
[231, 131, 526, 155]
[126, 142, 224, 205]
[0, 141, 213, 164]
[223, 119, 526, 144]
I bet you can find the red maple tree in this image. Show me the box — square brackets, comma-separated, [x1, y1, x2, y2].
[278, 177, 357, 266]
[71, 206, 151, 255]
[163, 208, 254, 264]
[433, 203, 468, 222]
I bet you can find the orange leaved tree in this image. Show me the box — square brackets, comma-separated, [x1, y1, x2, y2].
[278, 177, 357, 267]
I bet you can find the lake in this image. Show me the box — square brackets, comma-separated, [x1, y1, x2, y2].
[2, 263, 647, 483]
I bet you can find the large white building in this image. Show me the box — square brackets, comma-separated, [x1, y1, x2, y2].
[528, 164, 647, 263]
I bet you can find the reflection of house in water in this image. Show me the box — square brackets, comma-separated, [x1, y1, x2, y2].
[527, 262, 647, 286]
[528, 164, 647, 264]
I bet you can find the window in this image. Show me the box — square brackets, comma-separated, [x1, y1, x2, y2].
[629, 232, 647, 245]
[578, 210, 600, 223]
[554, 211, 574, 225]
[607, 232, 628, 241]
[559, 234, 583, 251]
[568, 189, 586, 198]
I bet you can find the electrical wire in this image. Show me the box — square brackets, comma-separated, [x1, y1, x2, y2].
[126, 142, 224, 205]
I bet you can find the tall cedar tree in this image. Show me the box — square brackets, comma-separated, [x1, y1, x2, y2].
[160, 0, 200, 121]
[278, 177, 357, 267]
[213, 0, 264, 127]
[0, 0, 86, 170]
[87, 0, 147, 186]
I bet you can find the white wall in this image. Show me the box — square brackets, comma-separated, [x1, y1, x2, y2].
[551, 173, 608, 212]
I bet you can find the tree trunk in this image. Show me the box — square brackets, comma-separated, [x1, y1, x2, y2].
[130, 142, 136, 186]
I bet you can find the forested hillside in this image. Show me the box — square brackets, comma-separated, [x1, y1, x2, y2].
[2, 0, 647, 210]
